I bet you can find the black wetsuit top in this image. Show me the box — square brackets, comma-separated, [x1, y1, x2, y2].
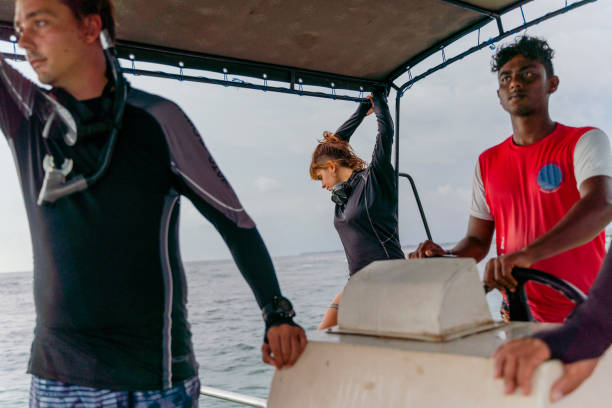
[0, 58, 285, 391]
[333, 91, 404, 275]
[534, 242, 612, 363]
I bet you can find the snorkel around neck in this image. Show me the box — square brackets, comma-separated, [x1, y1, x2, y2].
[37, 29, 128, 205]
[331, 170, 359, 206]
[331, 181, 351, 206]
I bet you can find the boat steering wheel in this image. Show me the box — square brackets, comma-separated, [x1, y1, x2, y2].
[502, 267, 587, 321]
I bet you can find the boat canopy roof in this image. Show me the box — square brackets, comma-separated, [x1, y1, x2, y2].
[0, 0, 596, 97]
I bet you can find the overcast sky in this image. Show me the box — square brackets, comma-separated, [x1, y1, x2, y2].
[1, 1, 611, 273]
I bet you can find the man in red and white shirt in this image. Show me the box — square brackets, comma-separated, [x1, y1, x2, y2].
[410, 36, 612, 323]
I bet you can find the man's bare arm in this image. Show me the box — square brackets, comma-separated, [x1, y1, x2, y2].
[525, 175, 612, 262]
[409, 216, 494, 262]
[448, 216, 495, 261]
[486, 175, 612, 291]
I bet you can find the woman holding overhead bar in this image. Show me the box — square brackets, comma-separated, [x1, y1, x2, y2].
[309, 90, 405, 330]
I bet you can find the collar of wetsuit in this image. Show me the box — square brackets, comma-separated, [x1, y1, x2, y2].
[347, 169, 364, 186]
[49, 81, 115, 142]
[332, 170, 364, 205]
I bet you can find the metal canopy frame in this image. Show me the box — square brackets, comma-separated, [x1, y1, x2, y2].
[384, 0, 524, 84]
[395, 0, 595, 92]
[0, 1, 596, 101]
[0, 0, 598, 239]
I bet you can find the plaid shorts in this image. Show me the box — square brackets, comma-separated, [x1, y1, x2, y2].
[30, 376, 200, 408]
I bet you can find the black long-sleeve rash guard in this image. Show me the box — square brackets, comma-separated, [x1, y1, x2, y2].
[0, 58, 285, 391]
[333, 91, 405, 276]
[533, 243, 612, 363]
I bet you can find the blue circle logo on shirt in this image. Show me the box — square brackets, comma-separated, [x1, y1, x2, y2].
[537, 163, 563, 192]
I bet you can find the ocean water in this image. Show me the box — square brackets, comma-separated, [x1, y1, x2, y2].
[0, 250, 502, 407]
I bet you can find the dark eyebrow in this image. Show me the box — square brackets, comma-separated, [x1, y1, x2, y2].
[14, 9, 55, 30]
[498, 63, 538, 77]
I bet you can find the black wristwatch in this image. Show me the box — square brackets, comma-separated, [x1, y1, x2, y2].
[262, 295, 295, 326]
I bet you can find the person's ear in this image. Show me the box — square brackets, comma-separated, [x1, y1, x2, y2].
[80, 14, 103, 45]
[548, 75, 560, 94]
[327, 161, 337, 173]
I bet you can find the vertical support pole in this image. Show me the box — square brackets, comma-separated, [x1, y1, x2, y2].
[395, 91, 401, 216]
[495, 16, 504, 35]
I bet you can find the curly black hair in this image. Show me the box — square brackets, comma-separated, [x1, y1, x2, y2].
[491, 36, 555, 76]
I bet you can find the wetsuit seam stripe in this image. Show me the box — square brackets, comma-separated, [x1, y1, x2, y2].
[173, 167, 245, 212]
[0, 62, 33, 117]
[160, 194, 178, 390]
[380, 235, 393, 244]
[126, 92, 246, 215]
[364, 169, 390, 259]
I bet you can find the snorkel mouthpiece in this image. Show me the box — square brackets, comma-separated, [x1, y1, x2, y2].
[37, 155, 87, 205]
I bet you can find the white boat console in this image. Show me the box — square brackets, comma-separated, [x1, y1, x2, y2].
[267, 259, 612, 407]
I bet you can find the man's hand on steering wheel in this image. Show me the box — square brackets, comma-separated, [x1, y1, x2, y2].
[484, 249, 536, 293]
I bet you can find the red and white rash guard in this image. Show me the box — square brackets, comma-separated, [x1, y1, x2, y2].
[470, 123, 612, 322]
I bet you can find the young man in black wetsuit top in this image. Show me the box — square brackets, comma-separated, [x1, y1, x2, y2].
[2, 0, 306, 406]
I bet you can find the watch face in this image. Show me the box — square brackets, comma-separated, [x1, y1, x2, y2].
[263, 296, 295, 323]
[276, 297, 292, 312]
